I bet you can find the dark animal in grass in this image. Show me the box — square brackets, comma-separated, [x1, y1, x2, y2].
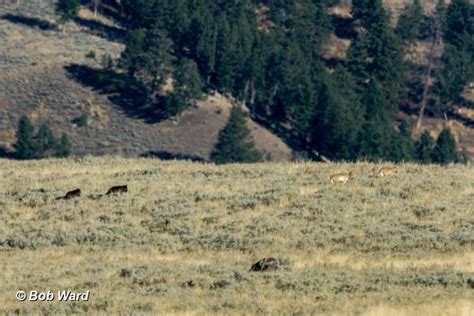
[105, 185, 128, 196]
[249, 257, 282, 272]
[55, 189, 81, 201]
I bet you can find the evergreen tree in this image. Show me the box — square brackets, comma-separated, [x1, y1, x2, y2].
[435, 0, 474, 109]
[211, 106, 263, 164]
[396, 0, 424, 42]
[134, 28, 175, 105]
[120, 29, 146, 77]
[311, 66, 364, 161]
[55, 0, 80, 32]
[445, 0, 473, 48]
[15, 116, 35, 160]
[174, 58, 204, 105]
[35, 123, 56, 158]
[415, 130, 435, 163]
[432, 128, 460, 164]
[214, 15, 239, 92]
[389, 120, 415, 162]
[162, 58, 204, 117]
[55, 133, 72, 158]
[352, 0, 390, 31]
[358, 81, 399, 160]
[436, 45, 473, 106]
[349, 0, 408, 161]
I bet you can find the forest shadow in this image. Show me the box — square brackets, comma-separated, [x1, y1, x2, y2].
[331, 16, 356, 39]
[140, 151, 205, 162]
[1, 13, 55, 30]
[73, 16, 126, 43]
[65, 64, 168, 124]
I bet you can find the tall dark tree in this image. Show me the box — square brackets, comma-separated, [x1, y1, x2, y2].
[55, 133, 72, 158]
[352, 0, 390, 31]
[349, 0, 408, 161]
[136, 28, 175, 105]
[445, 0, 473, 47]
[163, 58, 204, 117]
[211, 106, 263, 164]
[358, 81, 398, 160]
[15, 116, 35, 160]
[432, 128, 460, 164]
[415, 130, 435, 163]
[389, 120, 415, 162]
[396, 0, 424, 42]
[120, 29, 146, 77]
[435, 0, 474, 111]
[173, 58, 204, 104]
[312, 66, 364, 161]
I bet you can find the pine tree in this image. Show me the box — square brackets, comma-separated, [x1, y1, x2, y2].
[15, 115, 35, 160]
[312, 66, 364, 161]
[389, 120, 415, 162]
[396, 0, 424, 42]
[120, 29, 146, 77]
[211, 106, 263, 164]
[435, 0, 474, 108]
[135, 28, 175, 105]
[214, 15, 239, 92]
[162, 58, 204, 117]
[55, 0, 80, 32]
[352, 0, 390, 31]
[445, 0, 473, 48]
[415, 130, 435, 163]
[55, 133, 72, 158]
[436, 45, 473, 106]
[349, 0, 408, 161]
[432, 128, 460, 164]
[174, 58, 204, 105]
[35, 123, 56, 158]
[358, 81, 399, 160]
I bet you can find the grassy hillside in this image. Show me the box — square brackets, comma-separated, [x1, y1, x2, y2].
[0, 1, 291, 161]
[0, 158, 473, 314]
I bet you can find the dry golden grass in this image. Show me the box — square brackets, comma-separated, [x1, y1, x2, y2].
[0, 158, 473, 315]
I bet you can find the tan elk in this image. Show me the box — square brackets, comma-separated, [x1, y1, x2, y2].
[329, 171, 353, 184]
[375, 167, 399, 177]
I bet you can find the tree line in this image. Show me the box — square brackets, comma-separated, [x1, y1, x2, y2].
[48, 0, 473, 164]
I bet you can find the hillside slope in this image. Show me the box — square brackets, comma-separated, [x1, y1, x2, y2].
[0, 1, 292, 161]
[0, 158, 473, 314]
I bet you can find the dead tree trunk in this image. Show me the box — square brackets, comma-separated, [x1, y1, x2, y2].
[413, 22, 443, 137]
[93, 0, 100, 18]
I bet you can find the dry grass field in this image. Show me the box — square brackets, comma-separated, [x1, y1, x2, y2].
[0, 158, 473, 315]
